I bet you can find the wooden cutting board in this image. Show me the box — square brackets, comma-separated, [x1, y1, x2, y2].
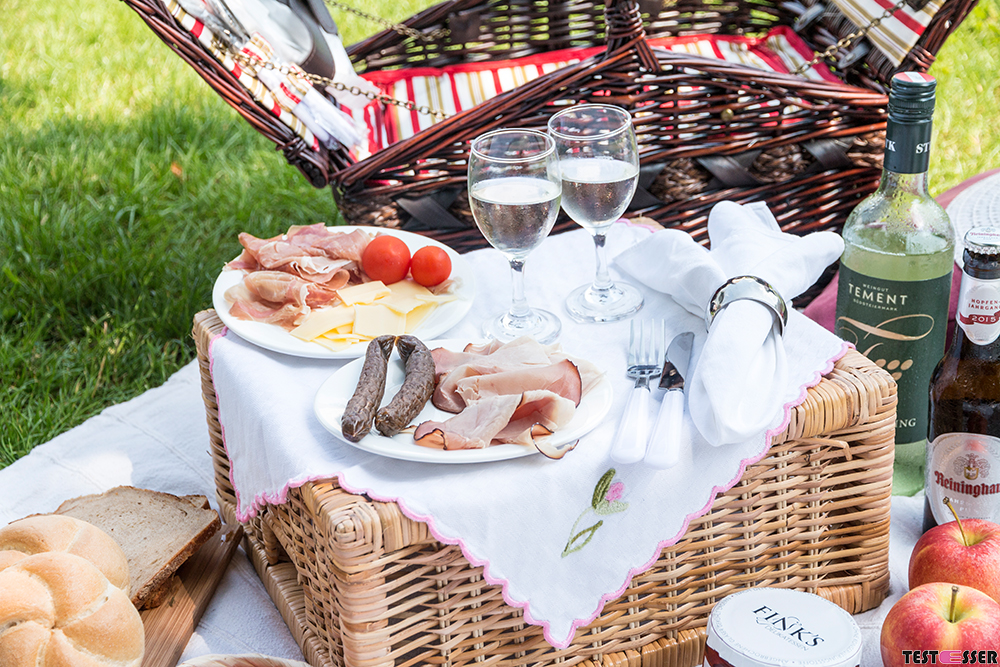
[140, 523, 244, 667]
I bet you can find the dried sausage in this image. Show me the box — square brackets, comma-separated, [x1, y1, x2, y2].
[375, 335, 435, 436]
[341, 335, 395, 442]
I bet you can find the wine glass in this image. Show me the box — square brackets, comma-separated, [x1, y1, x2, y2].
[547, 104, 644, 323]
[468, 128, 563, 344]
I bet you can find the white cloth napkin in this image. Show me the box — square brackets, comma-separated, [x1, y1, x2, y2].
[208, 223, 849, 649]
[615, 201, 845, 445]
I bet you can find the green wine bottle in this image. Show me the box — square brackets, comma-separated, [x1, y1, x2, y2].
[835, 72, 955, 496]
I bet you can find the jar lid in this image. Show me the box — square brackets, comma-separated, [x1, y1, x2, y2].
[706, 588, 862, 667]
[964, 227, 1000, 256]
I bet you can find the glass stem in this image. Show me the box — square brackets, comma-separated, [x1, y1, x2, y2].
[591, 233, 613, 291]
[509, 258, 530, 319]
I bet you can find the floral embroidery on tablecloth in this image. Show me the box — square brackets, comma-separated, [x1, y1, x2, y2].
[562, 468, 629, 557]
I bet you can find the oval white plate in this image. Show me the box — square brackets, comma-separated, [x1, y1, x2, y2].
[213, 226, 476, 359]
[314, 339, 613, 463]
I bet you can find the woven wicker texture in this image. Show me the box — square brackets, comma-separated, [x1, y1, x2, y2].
[194, 309, 895, 667]
[121, 0, 978, 258]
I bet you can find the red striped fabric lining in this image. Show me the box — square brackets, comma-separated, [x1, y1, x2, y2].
[350, 29, 839, 160]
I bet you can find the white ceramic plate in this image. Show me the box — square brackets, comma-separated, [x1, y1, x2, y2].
[314, 339, 613, 463]
[213, 226, 476, 359]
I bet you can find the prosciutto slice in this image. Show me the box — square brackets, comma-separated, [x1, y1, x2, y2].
[221, 224, 374, 328]
[224, 226, 369, 287]
[223, 271, 340, 330]
[415, 338, 603, 453]
[286, 224, 372, 262]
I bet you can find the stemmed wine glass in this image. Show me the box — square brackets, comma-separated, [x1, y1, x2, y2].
[468, 128, 563, 344]
[547, 104, 643, 322]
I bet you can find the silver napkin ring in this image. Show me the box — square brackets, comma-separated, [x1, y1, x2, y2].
[707, 275, 789, 335]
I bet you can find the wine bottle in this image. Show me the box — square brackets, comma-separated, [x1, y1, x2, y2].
[924, 227, 1000, 533]
[835, 72, 955, 496]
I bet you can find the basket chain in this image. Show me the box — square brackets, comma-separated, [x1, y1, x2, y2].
[230, 47, 451, 119]
[323, 0, 450, 42]
[791, 0, 909, 75]
[229, 0, 910, 119]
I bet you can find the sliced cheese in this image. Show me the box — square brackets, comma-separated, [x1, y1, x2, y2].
[404, 302, 437, 332]
[415, 292, 459, 305]
[290, 304, 356, 341]
[353, 304, 406, 337]
[320, 332, 367, 347]
[294, 278, 454, 347]
[338, 281, 391, 306]
[312, 336, 361, 352]
[374, 280, 434, 313]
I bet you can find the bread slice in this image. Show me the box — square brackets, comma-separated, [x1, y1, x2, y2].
[56, 486, 221, 609]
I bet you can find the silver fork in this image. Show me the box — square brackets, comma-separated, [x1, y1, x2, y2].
[610, 320, 663, 464]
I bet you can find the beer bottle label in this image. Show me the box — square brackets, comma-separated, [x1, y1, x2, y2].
[926, 433, 1000, 525]
[957, 273, 1000, 345]
[836, 267, 951, 444]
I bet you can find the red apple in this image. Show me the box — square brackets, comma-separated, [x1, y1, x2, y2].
[909, 518, 1000, 603]
[881, 583, 1000, 667]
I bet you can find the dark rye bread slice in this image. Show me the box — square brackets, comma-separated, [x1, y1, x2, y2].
[56, 486, 221, 609]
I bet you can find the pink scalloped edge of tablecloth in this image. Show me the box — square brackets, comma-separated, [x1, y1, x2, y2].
[207, 326, 852, 649]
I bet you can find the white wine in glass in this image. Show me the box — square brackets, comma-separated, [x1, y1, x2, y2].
[468, 129, 563, 343]
[548, 104, 643, 323]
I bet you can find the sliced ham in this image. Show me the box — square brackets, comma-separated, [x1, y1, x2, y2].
[494, 391, 577, 446]
[414, 338, 604, 454]
[452, 359, 582, 408]
[432, 339, 583, 412]
[431, 336, 551, 378]
[414, 390, 576, 450]
[414, 394, 521, 450]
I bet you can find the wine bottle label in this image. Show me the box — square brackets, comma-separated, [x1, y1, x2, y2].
[926, 432, 1000, 525]
[836, 266, 951, 444]
[884, 117, 932, 175]
[957, 273, 1000, 345]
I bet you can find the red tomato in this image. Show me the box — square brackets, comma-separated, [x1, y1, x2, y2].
[362, 235, 411, 284]
[410, 246, 452, 287]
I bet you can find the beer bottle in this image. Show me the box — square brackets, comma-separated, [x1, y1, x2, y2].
[924, 227, 1000, 533]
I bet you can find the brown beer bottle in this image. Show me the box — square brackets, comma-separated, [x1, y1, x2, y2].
[924, 227, 1000, 533]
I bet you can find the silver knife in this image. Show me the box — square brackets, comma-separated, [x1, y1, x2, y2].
[645, 332, 694, 469]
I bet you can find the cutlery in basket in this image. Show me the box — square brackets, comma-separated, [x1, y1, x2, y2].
[610, 319, 663, 464]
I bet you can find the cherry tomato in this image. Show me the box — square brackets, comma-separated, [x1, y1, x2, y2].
[362, 235, 411, 284]
[410, 246, 452, 287]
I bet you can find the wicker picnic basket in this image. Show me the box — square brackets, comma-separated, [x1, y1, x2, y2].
[124, 0, 977, 255]
[193, 308, 896, 667]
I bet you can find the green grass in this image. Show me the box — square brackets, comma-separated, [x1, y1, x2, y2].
[1, 0, 998, 467]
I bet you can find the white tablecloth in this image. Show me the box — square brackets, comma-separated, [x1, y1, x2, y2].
[0, 235, 923, 666]
[209, 223, 848, 647]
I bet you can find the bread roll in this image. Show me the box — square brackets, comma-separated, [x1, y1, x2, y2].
[0, 551, 144, 667]
[0, 515, 130, 594]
